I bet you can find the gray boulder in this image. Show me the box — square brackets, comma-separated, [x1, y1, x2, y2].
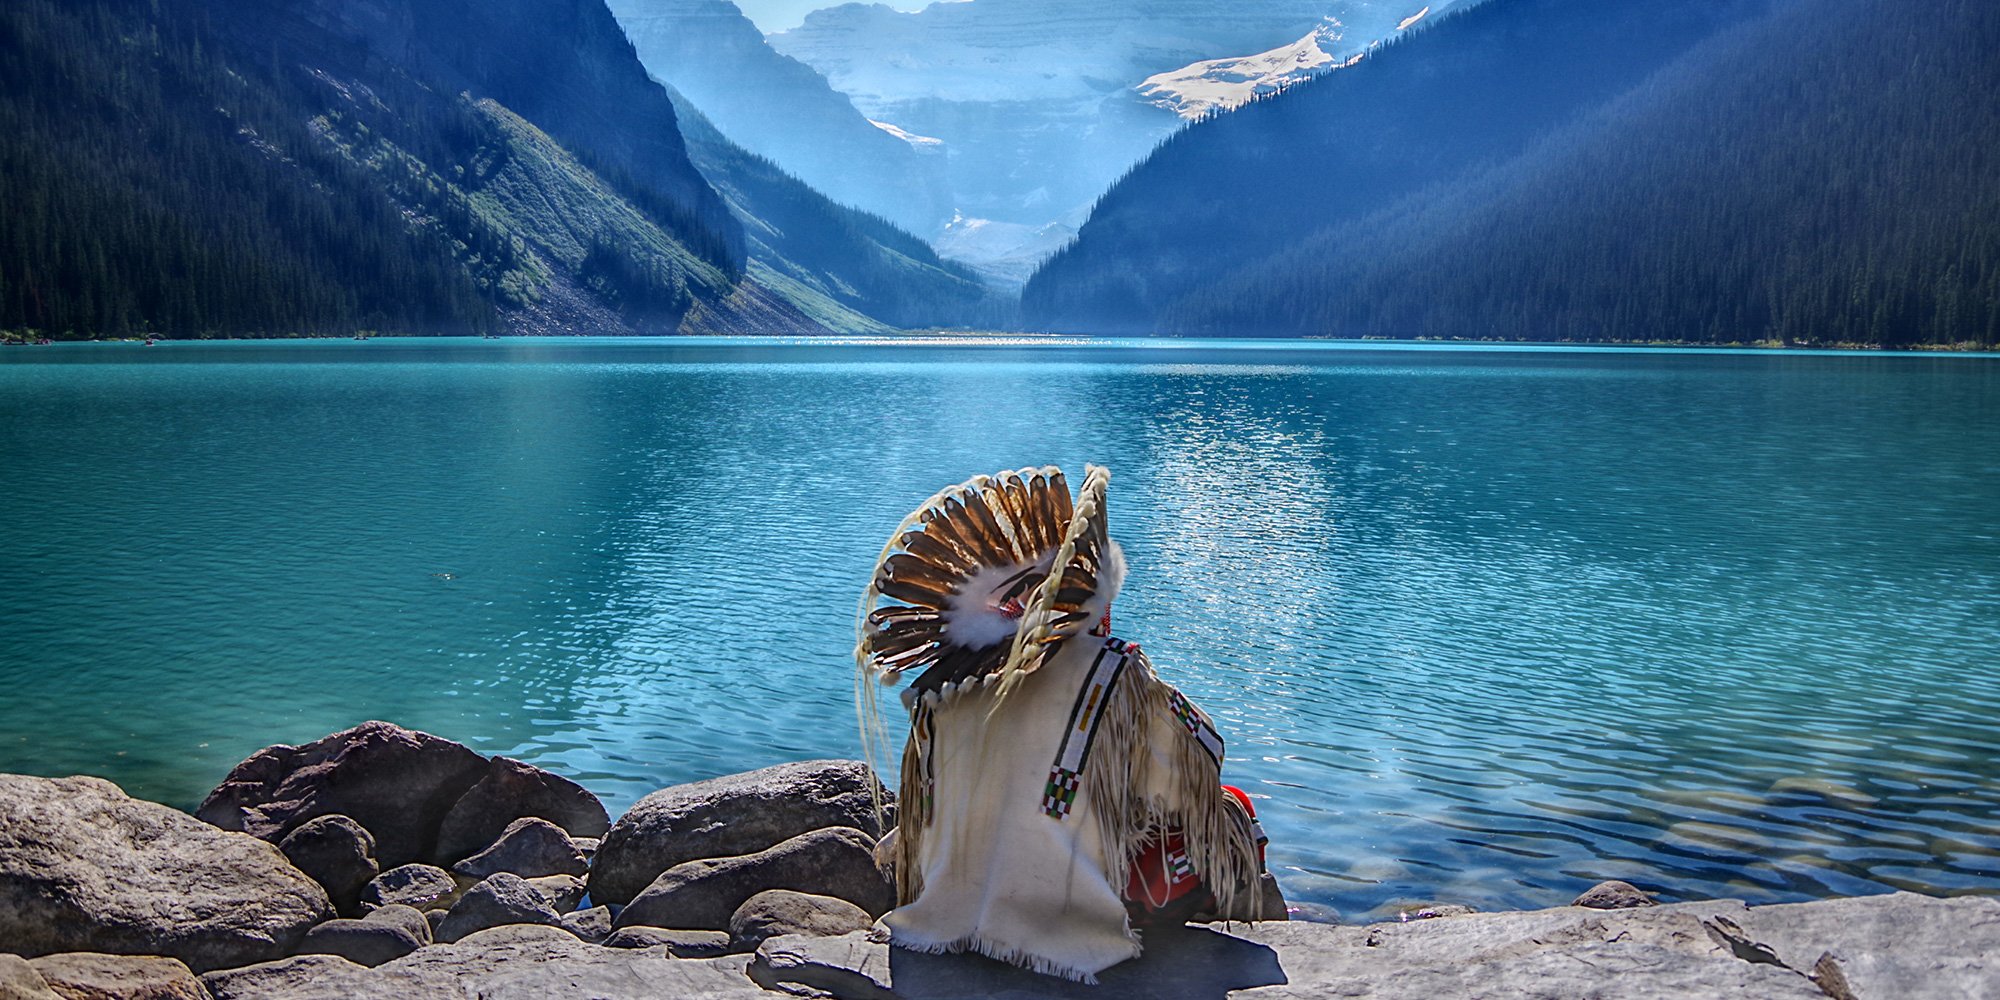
[591, 760, 889, 906]
[294, 919, 423, 968]
[1198, 871, 1290, 923]
[523, 875, 587, 914]
[450, 817, 586, 881]
[0, 955, 59, 1000]
[558, 905, 614, 944]
[1398, 902, 1478, 921]
[615, 826, 892, 931]
[434, 873, 561, 944]
[600, 927, 732, 957]
[358, 864, 459, 913]
[1575, 879, 1658, 909]
[278, 815, 379, 917]
[432, 757, 609, 867]
[196, 722, 490, 868]
[728, 890, 872, 951]
[26, 953, 208, 1000]
[0, 774, 332, 972]
[360, 904, 432, 946]
[1254, 872, 1292, 921]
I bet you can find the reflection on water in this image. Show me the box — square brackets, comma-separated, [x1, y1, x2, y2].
[2, 338, 1997, 920]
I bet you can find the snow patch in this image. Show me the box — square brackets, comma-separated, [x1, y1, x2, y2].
[1396, 5, 1432, 32]
[868, 119, 944, 148]
[1137, 18, 1346, 120]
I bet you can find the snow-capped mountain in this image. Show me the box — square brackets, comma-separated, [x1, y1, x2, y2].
[1138, 5, 1444, 118]
[767, 0, 1341, 229]
[1139, 18, 1350, 119]
[933, 214, 1081, 288]
[768, 0, 1466, 277]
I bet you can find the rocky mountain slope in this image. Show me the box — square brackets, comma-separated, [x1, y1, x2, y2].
[663, 87, 996, 331]
[608, 0, 952, 236]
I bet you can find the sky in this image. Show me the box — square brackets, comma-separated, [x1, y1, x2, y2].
[734, 0, 928, 33]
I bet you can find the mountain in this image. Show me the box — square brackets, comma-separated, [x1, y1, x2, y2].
[768, 0, 1458, 278]
[0, 0, 983, 338]
[608, 0, 952, 236]
[1138, 18, 1356, 120]
[663, 86, 998, 330]
[933, 216, 1079, 289]
[1024, 0, 2000, 347]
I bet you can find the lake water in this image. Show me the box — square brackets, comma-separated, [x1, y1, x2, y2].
[2, 337, 1997, 921]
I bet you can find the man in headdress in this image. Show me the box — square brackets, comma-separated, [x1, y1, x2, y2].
[856, 464, 1270, 983]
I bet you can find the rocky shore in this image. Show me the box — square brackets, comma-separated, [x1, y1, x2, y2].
[1, 722, 1992, 999]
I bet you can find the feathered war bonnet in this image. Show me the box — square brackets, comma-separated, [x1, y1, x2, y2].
[857, 465, 1120, 708]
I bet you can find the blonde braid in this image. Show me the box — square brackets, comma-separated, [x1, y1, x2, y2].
[992, 464, 1109, 708]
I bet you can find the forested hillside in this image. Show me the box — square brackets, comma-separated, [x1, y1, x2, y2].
[0, 0, 498, 337]
[1024, 0, 2000, 347]
[0, 0, 987, 339]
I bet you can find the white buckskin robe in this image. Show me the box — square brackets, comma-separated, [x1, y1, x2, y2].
[882, 602, 1257, 981]
[857, 464, 1261, 983]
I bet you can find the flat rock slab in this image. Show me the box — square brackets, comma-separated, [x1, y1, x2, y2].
[202, 925, 766, 999]
[752, 893, 1990, 999]
[593, 760, 889, 906]
[0, 774, 332, 972]
[1731, 891, 2000, 999]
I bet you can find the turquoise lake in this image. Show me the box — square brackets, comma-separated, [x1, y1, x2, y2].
[2, 337, 1997, 921]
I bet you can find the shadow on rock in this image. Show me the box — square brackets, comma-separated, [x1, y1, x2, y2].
[756, 925, 1286, 1000]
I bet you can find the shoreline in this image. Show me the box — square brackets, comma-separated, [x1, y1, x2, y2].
[4, 329, 1997, 355]
[2, 721, 1994, 998]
